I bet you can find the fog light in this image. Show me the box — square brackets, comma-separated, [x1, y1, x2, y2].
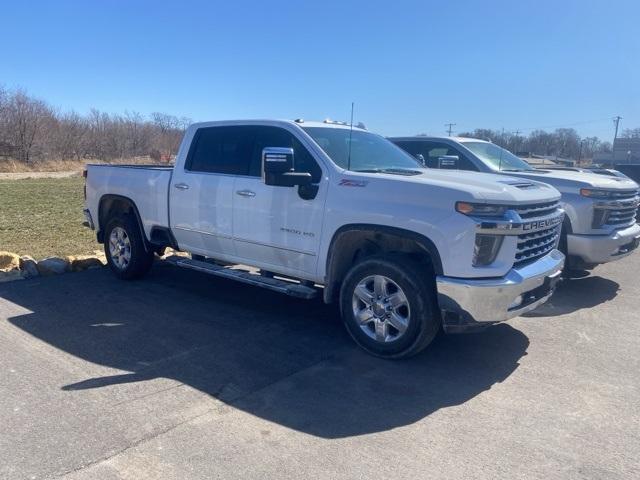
[592, 208, 609, 229]
[509, 295, 523, 310]
[473, 234, 504, 266]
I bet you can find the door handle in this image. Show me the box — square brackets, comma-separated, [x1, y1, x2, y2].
[236, 190, 256, 197]
[174, 183, 189, 190]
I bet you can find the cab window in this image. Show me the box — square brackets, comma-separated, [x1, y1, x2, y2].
[395, 141, 478, 171]
[186, 126, 255, 175]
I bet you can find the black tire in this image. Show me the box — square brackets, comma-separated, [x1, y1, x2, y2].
[104, 214, 154, 280]
[339, 254, 441, 359]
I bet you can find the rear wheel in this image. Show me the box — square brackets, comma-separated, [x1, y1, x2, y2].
[339, 255, 440, 359]
[104, 215, 154, 279]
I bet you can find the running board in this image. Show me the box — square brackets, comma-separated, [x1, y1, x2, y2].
[165, 256, 317, 299]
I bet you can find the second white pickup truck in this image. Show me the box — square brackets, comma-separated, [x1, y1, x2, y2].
[84, 120, 565, 358]
[391, 136, 640, 271]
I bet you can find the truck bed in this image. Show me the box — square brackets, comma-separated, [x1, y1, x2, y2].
[85, 163, 174, 239]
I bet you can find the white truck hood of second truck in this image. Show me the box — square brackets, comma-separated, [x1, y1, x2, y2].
[505, 168, 639, 194]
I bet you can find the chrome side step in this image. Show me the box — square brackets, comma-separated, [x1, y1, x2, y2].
[165, 256, 317, 299]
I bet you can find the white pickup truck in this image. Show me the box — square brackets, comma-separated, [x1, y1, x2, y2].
[391, 137, 640, 270]
[84, 120, 565, 358]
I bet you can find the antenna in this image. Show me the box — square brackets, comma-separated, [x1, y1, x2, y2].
[498, 127, 505, 171]
[347, 102, 354, 171]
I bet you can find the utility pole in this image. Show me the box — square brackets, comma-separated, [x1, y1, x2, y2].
[612, 116, 622, 164]
[444, 123, 456, 136]
[512, 129, 521, 152]
[613, 115, 622, 141]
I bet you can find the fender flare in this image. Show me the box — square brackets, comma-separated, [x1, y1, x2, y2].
[323, 224, 443, 303]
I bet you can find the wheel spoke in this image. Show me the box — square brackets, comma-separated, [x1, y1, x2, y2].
[354, 284, 374, 306]
[387, 292, 408, 309]
[387, 312, 408, 334]
[375, 320, 388, 342]
[355, 308, 374, 325]
[373, 275, 387, 297]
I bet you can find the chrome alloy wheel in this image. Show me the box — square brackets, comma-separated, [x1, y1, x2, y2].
[352, 275, 411, 343]
[108, 226, 132, 270]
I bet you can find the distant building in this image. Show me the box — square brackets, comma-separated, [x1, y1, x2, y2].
[612, 138, 640, 164]
[593, 138, 640, 166]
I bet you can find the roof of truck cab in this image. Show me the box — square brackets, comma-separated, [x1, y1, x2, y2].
[388, 135, 489, 143]
[188, 119, 367, 132]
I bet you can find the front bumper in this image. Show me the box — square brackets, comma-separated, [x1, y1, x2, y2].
[436, 249, 565, 333]
[567, 223, 640, 265]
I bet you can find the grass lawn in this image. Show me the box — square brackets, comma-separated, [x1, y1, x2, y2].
[0, 177, 100, 259]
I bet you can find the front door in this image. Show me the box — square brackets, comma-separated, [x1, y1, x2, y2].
[232, 126, 326, 276]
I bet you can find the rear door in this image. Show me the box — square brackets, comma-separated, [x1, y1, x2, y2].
[232, 125, 326, 275]
[169, 125, 255, 257]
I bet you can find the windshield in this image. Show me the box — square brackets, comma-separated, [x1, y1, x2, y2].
[462, 141, 533, 172]
[302, 127, 422, 172]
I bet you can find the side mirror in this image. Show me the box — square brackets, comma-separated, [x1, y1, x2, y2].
[438, 155, 459, 169]
[262, 147, 313, 187]
[263, 147, 294, 174]
[415, 153, 426, 166]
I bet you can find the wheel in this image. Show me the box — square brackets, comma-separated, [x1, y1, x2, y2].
[339, 254, 440, 359]
[104, 214, 154, 280]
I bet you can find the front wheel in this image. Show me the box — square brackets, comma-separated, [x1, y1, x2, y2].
[104, 214, 154, 280]
[339, 255, 441, 359]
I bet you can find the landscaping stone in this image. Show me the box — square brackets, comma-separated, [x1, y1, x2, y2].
[65, 255, 104, 272]
[0, 251, 21, 272]
[36, 257, 70, 276]
[19, 256, 39, 278]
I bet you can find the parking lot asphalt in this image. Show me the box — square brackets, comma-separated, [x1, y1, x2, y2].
[1, 255, 639, 480]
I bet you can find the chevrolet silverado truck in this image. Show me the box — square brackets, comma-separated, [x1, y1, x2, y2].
[84, 120, 565, 358]
[391, 136, 640, 270]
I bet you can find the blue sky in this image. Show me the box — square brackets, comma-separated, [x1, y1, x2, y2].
[1, 0, 638, 140]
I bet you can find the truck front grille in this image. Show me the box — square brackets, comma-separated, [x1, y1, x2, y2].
[605, 206, 638, 226]
[511, 200, 562, 268]
[514, 224, 561, 268]
[593, 190, 639, 229]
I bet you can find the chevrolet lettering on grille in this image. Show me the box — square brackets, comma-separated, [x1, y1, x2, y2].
[522, 215, 563, 231]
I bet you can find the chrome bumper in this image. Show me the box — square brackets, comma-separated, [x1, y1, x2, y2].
[567, 223, 640, 265]
[436, 249, 565, 332]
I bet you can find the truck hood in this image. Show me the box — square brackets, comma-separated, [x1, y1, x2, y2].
[350, 169, 561, 204]
[505, 169, 639, 193]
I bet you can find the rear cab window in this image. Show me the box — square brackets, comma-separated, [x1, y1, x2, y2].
[185, 126, 255, 175]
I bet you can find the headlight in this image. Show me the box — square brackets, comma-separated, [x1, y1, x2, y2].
[580, 188, 617, 199]
[456, 202, 507, 217]
[473, 234, 504, 266]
